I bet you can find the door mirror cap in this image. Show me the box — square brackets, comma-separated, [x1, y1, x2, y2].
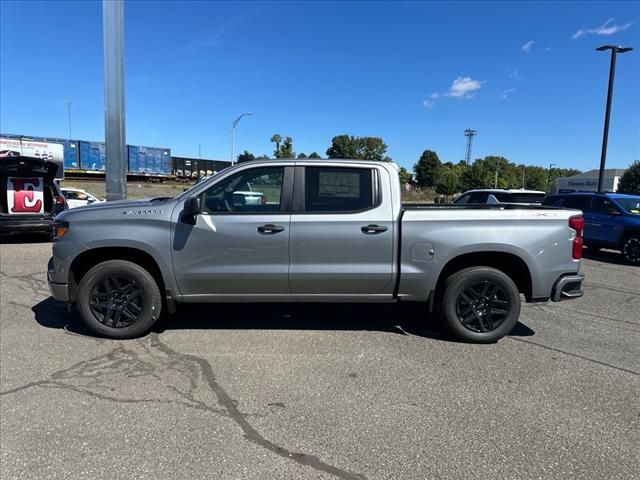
[181, 196, 201, 224]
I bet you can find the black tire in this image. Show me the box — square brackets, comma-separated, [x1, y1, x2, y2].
[77, 260, 162, 339]
[621, 234, 640, 266]
[440, 266, 521, 343]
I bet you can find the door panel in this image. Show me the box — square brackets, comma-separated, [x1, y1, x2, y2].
[171, 165, 291, 296]
[289, 166, 394, 295]
[172, 213, 290, 295]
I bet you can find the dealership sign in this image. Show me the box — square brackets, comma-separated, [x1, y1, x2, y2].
[6, 177, 44, 214]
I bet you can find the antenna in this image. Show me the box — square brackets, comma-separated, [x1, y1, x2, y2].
[464, 129, 477, 165]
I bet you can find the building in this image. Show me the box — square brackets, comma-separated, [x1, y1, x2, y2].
[556, 169, 626, 193]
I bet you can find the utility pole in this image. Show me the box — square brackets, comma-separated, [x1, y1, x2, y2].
[595, 45, 633, 193]
[464, 129, 477, 165]
[64, 101, 72, 139]
[103, 0, 127, 201]
[521, 165, 525, 189]
[198, 144, 201, 159]
[494, 166, 499, 188]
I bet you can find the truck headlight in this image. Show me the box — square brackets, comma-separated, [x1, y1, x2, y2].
[53, 221, 69, 240]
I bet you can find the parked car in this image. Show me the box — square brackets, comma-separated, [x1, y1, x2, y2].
[454, 189, 546, 205]
[1, 156, 68, 236]
[542, 192, 640, 265]
[0, 150, 21, 158]
[48, 160, 585, 342]
[61, 188, 104, 208]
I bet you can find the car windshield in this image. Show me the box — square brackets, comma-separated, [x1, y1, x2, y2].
[615, 196, 640, 214]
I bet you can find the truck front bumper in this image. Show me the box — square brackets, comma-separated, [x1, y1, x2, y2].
[551, 273, 585, 302]
[47, 256, 75, 303]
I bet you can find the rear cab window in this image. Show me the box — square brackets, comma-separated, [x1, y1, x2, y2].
[304, 167, 376, 213]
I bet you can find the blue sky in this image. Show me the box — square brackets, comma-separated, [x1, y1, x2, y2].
[1, 0, 639, 171]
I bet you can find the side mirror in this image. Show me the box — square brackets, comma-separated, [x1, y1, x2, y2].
[181, 196, 201, 224]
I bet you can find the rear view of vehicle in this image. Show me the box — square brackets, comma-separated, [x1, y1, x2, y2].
[0, 156, 67, 236]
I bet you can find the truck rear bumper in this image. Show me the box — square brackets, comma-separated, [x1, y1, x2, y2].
[551, 273, 585, 302]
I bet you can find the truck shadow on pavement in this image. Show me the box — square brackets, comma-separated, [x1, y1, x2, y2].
[32, 297, 535, 341]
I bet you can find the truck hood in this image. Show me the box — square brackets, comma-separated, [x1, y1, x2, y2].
[56, 197, 175, 221]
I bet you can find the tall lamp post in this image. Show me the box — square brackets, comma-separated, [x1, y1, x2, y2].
[595, 45, 633, 193]
[231, 112, 252, 165]
[547, 163, 556, 192]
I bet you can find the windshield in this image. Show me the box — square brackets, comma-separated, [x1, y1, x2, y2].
[615, 196, 640, 214]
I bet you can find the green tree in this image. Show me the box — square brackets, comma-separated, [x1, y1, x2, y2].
[413, 150, 441, 188]
[435, 168, 460, 200]
[308, 152, 321, 159]
[279, 137, 294, 158]
[256, 154, 271, 160]
[326, 135, 388, 160]
[357, 137, 388, 161]
[459, 162, 486, 191]
[618, 160, 640, 194]
[326, 135, 360, 159]
[236, 150, 255, 163]
[398, 167, 412, 185]
[297, 153, 308, 159]
[270, 134, 282, 158]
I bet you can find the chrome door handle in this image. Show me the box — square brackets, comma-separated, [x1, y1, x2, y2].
[257, 224, 285, 234]
[361, 224, 388, 234]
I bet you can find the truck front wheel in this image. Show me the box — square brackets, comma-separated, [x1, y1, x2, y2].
[76, 260, 162, 339]
[440, 266, 521, 343]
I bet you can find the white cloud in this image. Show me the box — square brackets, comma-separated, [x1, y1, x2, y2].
[573, 18, 632, 39]
[430, 92, 439, 99]
[507, 67, 519, 79]
[502, 88, 516, 100]
[423, 99, 435, 109]
[445, 76, 485, 99]
[521, 40, 535, 53]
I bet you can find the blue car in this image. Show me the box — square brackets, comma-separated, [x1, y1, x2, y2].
[543, 192, 640, 265]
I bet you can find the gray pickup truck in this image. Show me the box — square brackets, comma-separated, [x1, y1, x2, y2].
[48, 160, 585, 343]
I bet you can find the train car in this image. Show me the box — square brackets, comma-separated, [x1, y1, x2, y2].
[1, 134, 69, 179]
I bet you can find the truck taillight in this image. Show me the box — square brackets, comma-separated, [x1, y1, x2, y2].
[569, 216, 584, 260]
[54, 195, 67, 206]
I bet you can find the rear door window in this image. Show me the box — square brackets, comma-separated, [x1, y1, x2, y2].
[304, 167, 375, 212]
[468, 192, 489, 203]
[564, 196, 592, 211]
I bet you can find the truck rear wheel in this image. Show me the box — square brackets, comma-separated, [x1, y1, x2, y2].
[440, 266, 521, 343]
[77, 260, 162, 339]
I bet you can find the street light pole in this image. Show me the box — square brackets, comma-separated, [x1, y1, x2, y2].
[64, 101, 72, 139]
[595, 45, 633, 193]
[547, 163, 556, 192]
[231, 112, 252, 165]
[521, 165, 525, 189]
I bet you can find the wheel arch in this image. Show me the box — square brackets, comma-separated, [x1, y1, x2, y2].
[434, 251, 533, 303]
[68, 247, 167, 305]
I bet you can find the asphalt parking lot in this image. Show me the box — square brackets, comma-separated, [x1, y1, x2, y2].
[1, 240, 638, 480]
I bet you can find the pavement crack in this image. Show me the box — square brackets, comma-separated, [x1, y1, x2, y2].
[149, 334, 367, 480]
[508, 337, 640, 376]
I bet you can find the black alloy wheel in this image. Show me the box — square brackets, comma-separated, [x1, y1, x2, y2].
[440, 266, 521, 343]
[77, 260, 162, 339]
[89, 275, 144, 328]
[455, 280, 510, 333]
